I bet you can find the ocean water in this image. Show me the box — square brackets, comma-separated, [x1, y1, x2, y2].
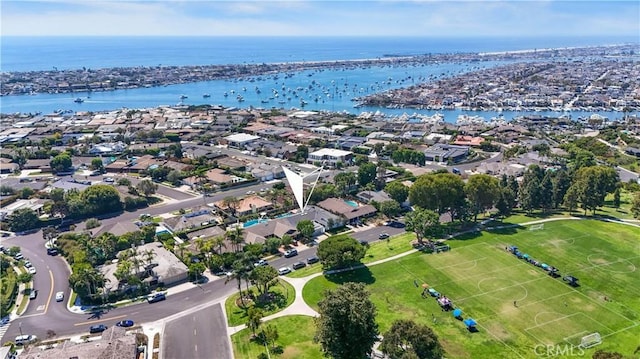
[1, 36, 638, 119]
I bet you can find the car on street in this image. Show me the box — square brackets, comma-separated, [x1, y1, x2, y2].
[115, 319, 134, 327]
[103, 177, 115, 183]
[254, 259, 268, 267]
[378, 232, 389, 239]
[24, 261, 32, 268]
[147, 292, 166, 303]
[28, 267, 36, 275]
[29, 290, 38, 300]
[14, 253, 24, 260]
[278, 267, 292, 275]
[284, 249, 298, 258]
[307, 256, 320, 264]
[89, 324, 108, 333]
[15, 335, 38, 345]
[55, 291, 64, 302]
[292, 261, 306, 270]
[47, 248, 59, 256]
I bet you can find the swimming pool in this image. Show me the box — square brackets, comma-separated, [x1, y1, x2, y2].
[243, 218, 268, 228]
[344, 200, 358, 208]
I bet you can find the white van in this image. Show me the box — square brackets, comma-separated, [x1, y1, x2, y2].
[15, 334, 37, 345]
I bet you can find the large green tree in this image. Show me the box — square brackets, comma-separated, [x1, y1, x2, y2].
[568, 166, 618, 214]
[384, 181, 409, 204]
[405, 207, 441, 244]
[380, 319, 443, 359]
[250, 265, 279, 298]
[334, 171, 357, 195]
[296, 219, 315, 242]
[465, 174, 500, 221]
[317, 235, 366, 269]
[7, 208, 40, 232]
[90, 158, 104, 172]
[50, 153, 72, 173]
[409, 173, 465, 220]
[136, 179, 158, 197]
[358, 162, 377, 187]
[315, 282, 379, 359]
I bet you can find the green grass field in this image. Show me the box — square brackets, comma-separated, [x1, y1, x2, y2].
[231, 315, 323, 359]
[303, 219, 640, 358]
[225, 280, 295, 326]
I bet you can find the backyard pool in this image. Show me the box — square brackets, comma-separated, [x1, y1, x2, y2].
[344, 200, 358, 208]
[243, 218, 268, 228]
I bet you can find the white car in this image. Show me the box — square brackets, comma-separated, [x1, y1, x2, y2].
[278, 267, 292, 275]
[55, 291, 64, 302]
[28, 267, 36, 275]
[24, 261, 33, 268]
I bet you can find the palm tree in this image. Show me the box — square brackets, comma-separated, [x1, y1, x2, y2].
[226, 227, 244, 253]
[246, 307, 264, 336]
[175, 242, 189, 262]
[211, 235, 226, 254]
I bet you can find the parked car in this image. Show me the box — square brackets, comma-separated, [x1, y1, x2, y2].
[115, 319, 134, 327]
[292, 261, 306, 270]
[378, 232, 389, 239]
[89, 324, 108, 333]
[15, 335, 37, 345]
[147, 293, 166, 303]
[55, 291, 64, 302]
[254, 259, 268, 267]
[278, 267, 292, 275]
[28, 267, 36, 275]
[47, 248, 59, 256]
[14, 253, 24, 260]
[103, 177, 115, 183]
[284, 249, 298, 258]
[29, 290, 38, 300]
[24, 261, 32, 268]
[307, 256, 320, 264]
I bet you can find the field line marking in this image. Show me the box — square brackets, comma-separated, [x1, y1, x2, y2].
[563, 331, 588, 344]
[525, 312, 581, 331]
[455, 277, 546, 302]
[429, 261, 529, 288]
[474, 291, 574, 322]
[476, 322, 526, 359]
[600, 322, 640, 340]
[433, 257, 488, 271]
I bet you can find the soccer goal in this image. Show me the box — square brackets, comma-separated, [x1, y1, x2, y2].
[529, 224, 544, 231]
[579, 332, 602, 348]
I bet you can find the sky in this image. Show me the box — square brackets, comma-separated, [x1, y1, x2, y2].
[1, 0, 639, 37]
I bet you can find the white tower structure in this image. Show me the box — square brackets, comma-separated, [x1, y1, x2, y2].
[282, 164, 325, 213]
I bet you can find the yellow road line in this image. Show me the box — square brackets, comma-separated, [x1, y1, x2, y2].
[44, 270, 54, 314]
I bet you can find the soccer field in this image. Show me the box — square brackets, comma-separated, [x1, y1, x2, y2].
[303, 219, 640, 358]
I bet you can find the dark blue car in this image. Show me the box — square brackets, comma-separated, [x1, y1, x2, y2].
[116, 319, 134, 327]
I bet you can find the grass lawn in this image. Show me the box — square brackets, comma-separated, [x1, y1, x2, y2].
[287, 232, 417, 278]
[303, 219, 640, 358]
[225, 279, 295, 326]
[231, 315, 323, 359]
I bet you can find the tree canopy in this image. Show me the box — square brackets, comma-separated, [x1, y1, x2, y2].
[317, 235, 366, 269]
[405, 207, 441, 243]
[380, 319, 443, 359]
[50, 153, 72, 173]
[7, 208, 40, 232]
[315, 282, 379, 359]
[465, 174, 500, 221]
[385, 181, 409, 204]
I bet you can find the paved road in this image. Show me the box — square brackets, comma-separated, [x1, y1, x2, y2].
[2, 272, 238, 341]
[162, 303, 231, 359]
[262, 223, 406, 272]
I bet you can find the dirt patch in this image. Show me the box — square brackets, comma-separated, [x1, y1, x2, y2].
[483, 322, 512, 342]
[589, 257, 609, 265]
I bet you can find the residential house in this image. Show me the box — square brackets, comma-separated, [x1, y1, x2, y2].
[101, 242, 188, 291]
[423, 144, 469, 163]
[307, 148, 353, 167]
[224, 133, 260, 149]
[20, 326, 137, 359]
[316, 197, 377, 224]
